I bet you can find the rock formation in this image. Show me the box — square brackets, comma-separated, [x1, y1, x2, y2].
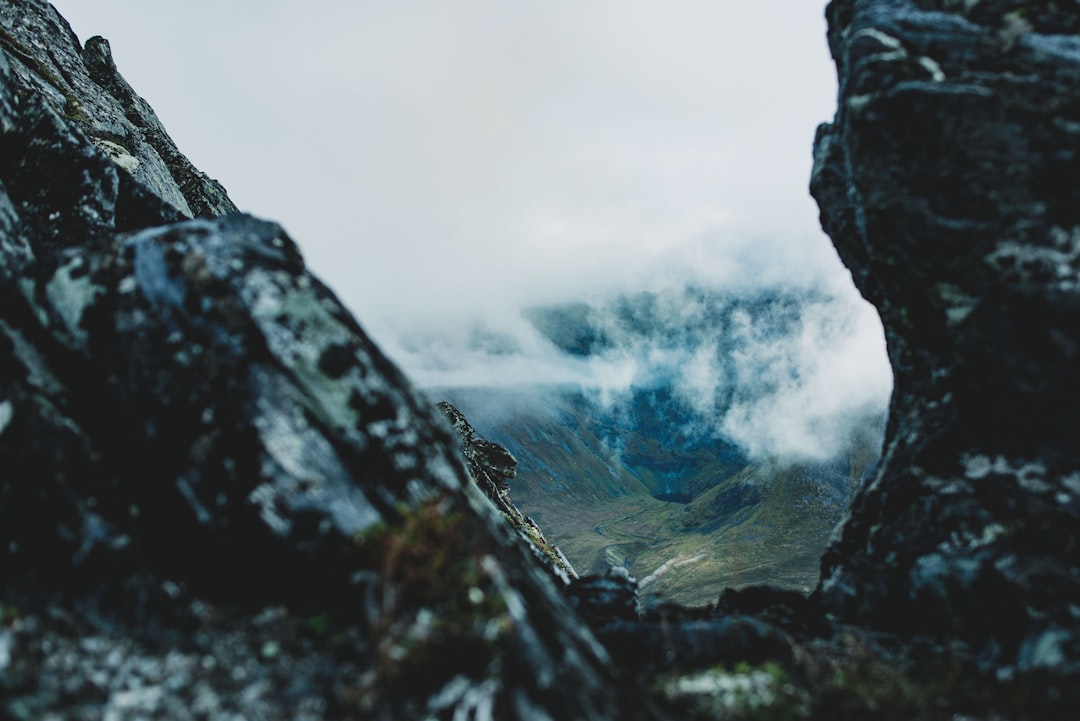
[811, 0, 1080, 672]
[0, 2, 659, 718]
[2, 0, 1080, 718]
[437, 400, 578, 580]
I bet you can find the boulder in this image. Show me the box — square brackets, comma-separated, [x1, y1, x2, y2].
[811, 0, 1080, 672]
[0, 2, 661, 717]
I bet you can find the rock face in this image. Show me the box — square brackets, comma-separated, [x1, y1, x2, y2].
[811, 0, 1080, 669]
[0, 2, 234, 218]
[0, 2, 659, 718]
[5, 0, 1080, 717]
[437, 401, 578, 580]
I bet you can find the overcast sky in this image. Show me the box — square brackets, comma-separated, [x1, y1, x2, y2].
[54, 3, 839, 308]
[51, 1, 893, 459]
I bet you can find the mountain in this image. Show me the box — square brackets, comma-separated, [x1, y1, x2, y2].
[436, 286, 884, 606]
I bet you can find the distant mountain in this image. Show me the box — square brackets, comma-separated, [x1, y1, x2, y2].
[434, 286, 885, 606]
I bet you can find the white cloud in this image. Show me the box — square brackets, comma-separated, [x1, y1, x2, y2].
[54, 0, 840, 317]
[52, 2, 892, 461]
[715, 295, 891, 461]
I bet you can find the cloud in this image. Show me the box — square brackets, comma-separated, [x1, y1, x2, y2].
[53, 2, 891, 462]
[712, 293, 892, 461]
[397, 279, 891, 463]
[54, 0, 840, 319]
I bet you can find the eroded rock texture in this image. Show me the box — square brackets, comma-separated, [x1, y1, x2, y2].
[0, 1, 234, 218]
[811, 0, 1080, 670]
[438, 401, 579, 580]
[0, 2, 659, 718]
[6, 0, 1080, 717]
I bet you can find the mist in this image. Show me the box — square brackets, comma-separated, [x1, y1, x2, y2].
[410, 279, 890, 464]
[52, 1, 892, 462]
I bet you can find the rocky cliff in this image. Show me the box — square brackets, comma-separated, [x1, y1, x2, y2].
[811, 0, 1080, 671]
[437, 401, 578, 581]
[2, 0, 1080, 719]
[0, 2, 657, 718]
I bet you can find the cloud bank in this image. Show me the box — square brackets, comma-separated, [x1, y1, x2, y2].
[395, 277, 891, 464]
[55, 1, 840, 312]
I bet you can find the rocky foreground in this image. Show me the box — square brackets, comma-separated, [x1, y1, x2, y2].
[0, 0, 1078, 719]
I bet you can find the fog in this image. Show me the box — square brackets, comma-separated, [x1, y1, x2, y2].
[416, 279, 889, 463]
[53, 1, 893, 462]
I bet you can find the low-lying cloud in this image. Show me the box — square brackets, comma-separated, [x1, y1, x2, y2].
[392, 273, 891, 464]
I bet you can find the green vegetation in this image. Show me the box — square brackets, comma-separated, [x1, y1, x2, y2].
[518, 460, 854, 607]
[0, 28, 89, 124]
[0, 604, 20, 625]
[441, 387, 873, 607]
[348, 498, 514, 710]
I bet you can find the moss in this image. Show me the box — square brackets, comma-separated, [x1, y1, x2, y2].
[354, 499, 486, 609]
[0, 28, 56, 83]
[521, 520, 568, 571]
[0, 28, 89, 124]
[0, 604, 20, 625]
[60, 97, 89, 124]
[305, 612, 330, 636]
[794, 633, 1077, 721]
[347, 497, 514, 712]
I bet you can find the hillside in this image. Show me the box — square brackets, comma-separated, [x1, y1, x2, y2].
[439, 385, 876, 607]
[436, 286, 883, 606]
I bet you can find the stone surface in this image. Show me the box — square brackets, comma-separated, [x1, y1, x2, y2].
[438, 401, 579, 580]
[4, 0, 1080, 718]
[811, 0, 1080, 671]
[0, 4, 662, 718]
[0, 0, 235, 218]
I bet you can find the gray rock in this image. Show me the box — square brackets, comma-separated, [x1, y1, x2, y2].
[0, 4, 664, 718]
[811, 0, 1080, 672]
[0, 0, 235, 218]
[438, 400, 579, 581]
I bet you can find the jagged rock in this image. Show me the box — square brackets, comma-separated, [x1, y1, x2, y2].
[0, 0, 235, 218]
[7, 0, 1080, 717]
[439, 400, 518, 498]
[811, 0, 1080, 672]
[0, 4, 665, 719]
[566, 566, 641, 627]
[437, 401, 578, 581]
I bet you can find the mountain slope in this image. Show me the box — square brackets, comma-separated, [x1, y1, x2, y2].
[436, 287, 884, 606]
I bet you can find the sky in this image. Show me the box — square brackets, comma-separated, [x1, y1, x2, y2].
[52, 1, 894, 461]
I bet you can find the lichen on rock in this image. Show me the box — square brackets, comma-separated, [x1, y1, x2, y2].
[811, 0, 1080, 673]
[3, 0, 1080, 717]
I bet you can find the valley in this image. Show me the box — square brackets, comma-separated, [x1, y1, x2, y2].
[429, 287, 885, 606]
[437, 383, 878, 607]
